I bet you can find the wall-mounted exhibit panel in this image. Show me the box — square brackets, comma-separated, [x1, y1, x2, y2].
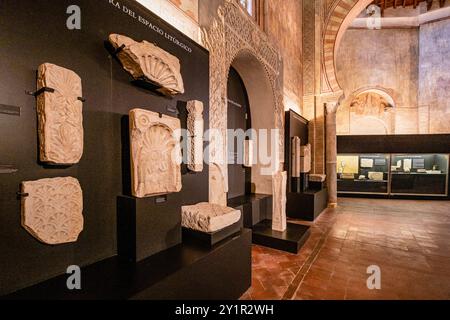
[0, 0, 210, 296]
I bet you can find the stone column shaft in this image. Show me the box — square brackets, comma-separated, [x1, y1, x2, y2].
[325, 102, 338, 208]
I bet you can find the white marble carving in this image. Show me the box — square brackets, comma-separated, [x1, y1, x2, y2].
[129, 108, 182, 198]
[291, 137, 301, 178]
[301, 143, 312, 173]
[272, 171, 287, 232]
[37, 63, 84, 165]
[21, 177, 83, 245]
[187, 100, 204, 172]
[181, 202, 241, 233]
[243, 140, 254, 168]
[109, 34, 184, 96]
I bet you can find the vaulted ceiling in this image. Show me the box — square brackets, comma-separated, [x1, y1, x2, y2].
[371, 0, 447, 10]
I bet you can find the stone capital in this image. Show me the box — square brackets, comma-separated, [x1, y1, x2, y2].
[325, 101, 339, 115]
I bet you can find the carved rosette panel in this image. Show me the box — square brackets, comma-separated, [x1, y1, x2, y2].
[272, 171, 287, 232]
[129, 108, 182, 198]
[187, 100, 204, 172]
[36, 63, 84, 165]
[21, 177, 83, 245]
[109, 34, 184, 96]
[301, 144, 312, 173]
[291, 137, 301, 178]
[201, 0, 284, 209]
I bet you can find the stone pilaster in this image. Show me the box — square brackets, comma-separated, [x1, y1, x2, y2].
[325, 101, 339, 208]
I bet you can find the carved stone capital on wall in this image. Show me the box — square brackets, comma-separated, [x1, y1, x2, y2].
[325, 101, 339, 115]
[21, 177, 83, 245]
[109, 34, 184, 96]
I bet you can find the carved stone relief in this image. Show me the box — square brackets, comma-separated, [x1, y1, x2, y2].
[187, 100, 204, 172]
[201, 0, 285, 222]
[109, 34, 184, 96]
[272, 171, 287, 232]
[209, 163, 228, 206]
[129, 108, 182, 198]
[21, 177, 83, 245]
[181, 202, 241, 233]
[301, 143, 312, 173]
[36, 63, 84, 165]
[291, 136, 301, 178]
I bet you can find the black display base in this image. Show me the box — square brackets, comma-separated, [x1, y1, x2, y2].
[252, 220, 310, 254]
[117, 195, 181, 262]
[287, 188, 328, 221]
[228, 194, 272, 228]
[309, 181, 325, 191]
[3, 229, 252, 300]
[182, 220, 243, 247]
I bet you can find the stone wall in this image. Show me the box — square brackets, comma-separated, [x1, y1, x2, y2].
[265, 0, 303, 114]
[168, 0, 199, 21]
[336, 28, 420, 135]
[418, 19, 450, 134]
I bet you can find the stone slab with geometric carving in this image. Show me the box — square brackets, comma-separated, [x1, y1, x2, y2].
[187, 100, 204, 172]
[37, 63, 84, 165]
[21, 177, 83, 245]
[291, 136, 301, 177]
[109, 34, 184, 96]
[181, 202, 241, 233]
[129, 108, 182, 198]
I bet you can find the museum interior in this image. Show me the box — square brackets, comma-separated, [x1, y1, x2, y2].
[0, 0, 449, 300]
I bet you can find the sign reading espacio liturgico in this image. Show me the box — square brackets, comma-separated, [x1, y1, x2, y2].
[108, 0, 193, 53]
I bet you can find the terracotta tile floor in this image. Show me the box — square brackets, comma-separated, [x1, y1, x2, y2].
[240, 198, 450, 300]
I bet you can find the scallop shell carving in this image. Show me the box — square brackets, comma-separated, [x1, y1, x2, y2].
[109, 34, 184, 96]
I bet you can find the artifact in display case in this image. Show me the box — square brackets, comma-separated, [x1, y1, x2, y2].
[21, 177, 83, 245]
[36, 63, 84, 165]
[391, 154, 449, 196]
[181, 202, 241, 233]
[337, 154, 389, 194]
[108, 34, 185, 96]
[187, 100, 204, 172]
[129, 108, 182, 198]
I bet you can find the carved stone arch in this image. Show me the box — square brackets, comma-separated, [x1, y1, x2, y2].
[201, 0, 284, 205]
[322, 0, 374, 95]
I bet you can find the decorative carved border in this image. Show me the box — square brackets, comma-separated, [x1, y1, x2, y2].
[201, 0, 284, 203]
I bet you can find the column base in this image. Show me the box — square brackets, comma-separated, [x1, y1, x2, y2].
[328, 202, 338, 208]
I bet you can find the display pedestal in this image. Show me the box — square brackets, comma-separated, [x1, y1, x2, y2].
[252, 220, 310, 254]
[4, 229, 252, 300]
[287, 189, 328, 221]
[117, 195, 181, 262]
[227, 194, 272, 228]
[182, 220, 243, 247]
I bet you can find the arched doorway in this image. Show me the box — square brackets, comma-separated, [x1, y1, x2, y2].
[227, 67, 251, 199]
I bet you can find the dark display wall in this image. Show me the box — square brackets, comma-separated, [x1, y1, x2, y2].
[284, 110, 309, 192]
[0, 0, 209, 295]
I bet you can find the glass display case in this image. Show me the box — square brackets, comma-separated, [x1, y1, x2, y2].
[337, 153, 449, 197]
[390, 154, 449, 196]
[337, 154, 390, 194]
